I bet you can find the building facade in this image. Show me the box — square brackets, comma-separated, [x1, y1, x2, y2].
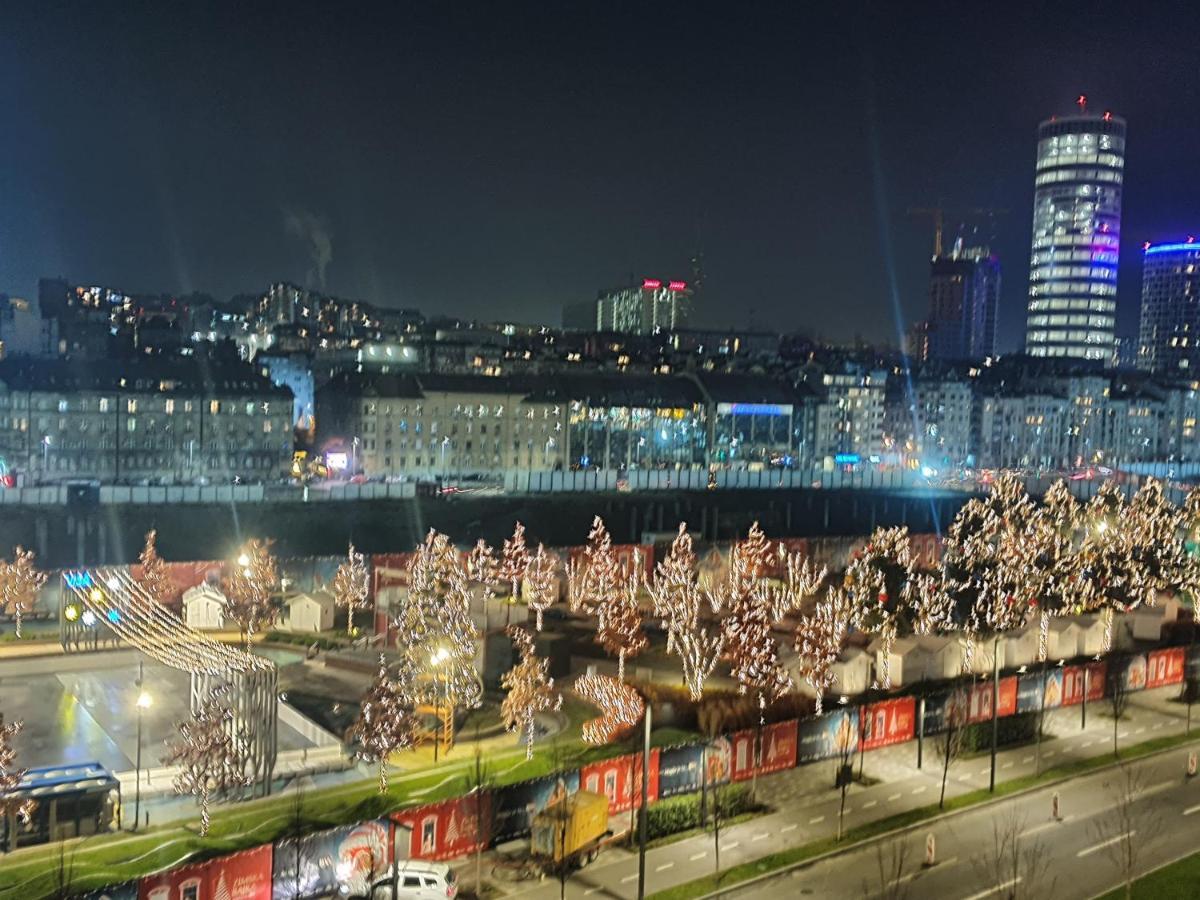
[596, 280, 692, 335]
[1137, 241, 1200, 374]
[1025, 107, 1125, 361]
[919, 246, 1001, 362]
[0, 359, 293, 482]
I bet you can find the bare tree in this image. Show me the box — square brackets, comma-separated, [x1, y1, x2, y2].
[864, 838, 921, 900]
[971, 809, 1056, 900]
[47, 841, 77, 900]
[936, 685, 968, 810]
[163, 686, 251, 835]
[1090, 763, 1165, 900]
[332, 542, 371, 635]
[461, 738, 494, 898]
[1107, 655, 1130, 758]
[0, 714, 35, 852]
[0, 546, 47, 639]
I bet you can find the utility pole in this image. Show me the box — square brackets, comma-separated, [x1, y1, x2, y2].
[638, 703, 651, 900]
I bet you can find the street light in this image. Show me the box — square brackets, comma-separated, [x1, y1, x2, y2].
[134, 663, 152, 832]
[41, 435, 51, 473]
[430, 646, 450, 762]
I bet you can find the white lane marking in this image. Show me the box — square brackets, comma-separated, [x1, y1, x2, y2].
[656, 862, 674, 872]
[780, 824, 798, 834]
[1044, 749, 1057, 756]
[887, 793, 902, 802]
[978, 767, 990, 775]
[1078, 831, 1135, 858]
[912, 785, 927, 794]
[1002, 762, 1014, 769]
[1082, 740, 1095, 748]
[689, 851, 707, 860]
[1135, 727, 1145, 734]
[621, 874, 639, 883]
[721, 841, 740, 851]
[1020, 816, 1071, 838]
[585, 889, 602, 896]
[862, 800, 877, 809]
[809, 815, 825, 824]
[1184, 804, 1200, 816]
[961, 877, 1021, 900]
[1022, 755, 1034, 763]
[1139, 781, 1175, 798]
[958, 774, 972, 782]
[752, 833, 769, 841]
[1153, 722, 1164, 729]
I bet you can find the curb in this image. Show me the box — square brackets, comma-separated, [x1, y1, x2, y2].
[691, 734, 1200, 900]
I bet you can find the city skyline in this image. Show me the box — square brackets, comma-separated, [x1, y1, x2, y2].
[2, 3, 1200, 352]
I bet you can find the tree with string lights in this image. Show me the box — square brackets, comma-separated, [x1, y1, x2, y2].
[349, 655, 419, 792]
[841, 527, 913, 688]
[164, 687, 250, 836]
[0, 546, 47, 640]
[523, 543, 560, 631]
[498, 523, 530, 626]
[0, 714, 35, 851]
[567, 516, 622, 620]
[332, 542, 371, 636]
[596, 560, 647, 682]
[467, 538, 500, 629]
[221, 539, 280, 648]
[795, 586, 855, 715]
[500, 627, 562, 758]
[649, 524, 724, 700]
[136, 529, 174, 607]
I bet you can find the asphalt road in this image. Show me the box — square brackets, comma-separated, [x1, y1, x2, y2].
[725, 746, 1200, 900]
[499, 689, 1198, 900]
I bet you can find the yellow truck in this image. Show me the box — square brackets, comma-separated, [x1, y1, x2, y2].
[531, 790, 613, 870]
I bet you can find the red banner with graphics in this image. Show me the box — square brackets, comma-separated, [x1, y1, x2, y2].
[392, 793, 492, 861]
[1062, 661, 1107, 706]
[580, 749, 661, 813]
[964, 682, 994, 724]
[997, 676, 1018, 718]
[727, 721, 799, 781]
[862, 697, 916, 750]
[140, 845, 272, 900]
[1147, 647, 1186, 689]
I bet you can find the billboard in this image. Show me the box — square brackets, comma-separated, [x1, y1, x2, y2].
[393, 793, 491, 861]
[272, 820, 392, 900]
[1147, 647, 1186, 689]
[656, 744, 706, 799]
[141, 846, 272, 900]
[492, 771, 581, 843]
[797, 708, 858, 763]
[580, 750, 661, 814]
[861, 697, 916, 751]
[728, 721, 797, 781]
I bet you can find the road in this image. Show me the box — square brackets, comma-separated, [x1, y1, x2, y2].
[725, 746, 1200, 900]
[498, 687, 1198, 899]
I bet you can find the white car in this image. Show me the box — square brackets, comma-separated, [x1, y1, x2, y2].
[356, 861, 458, 900]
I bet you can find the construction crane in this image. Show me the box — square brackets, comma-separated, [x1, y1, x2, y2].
[907, 204, 1009, 258]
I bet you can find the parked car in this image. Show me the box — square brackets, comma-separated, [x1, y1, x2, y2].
[349, 861, 458, 899]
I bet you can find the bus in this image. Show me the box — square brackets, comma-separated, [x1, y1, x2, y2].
[1, 761, 121, 851]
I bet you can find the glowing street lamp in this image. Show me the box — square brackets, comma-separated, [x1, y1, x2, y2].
[134, 663, 153, 832]
[431, 646, 450, 762]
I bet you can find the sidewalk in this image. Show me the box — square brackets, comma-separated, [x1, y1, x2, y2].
[473, 684, 1193, 899]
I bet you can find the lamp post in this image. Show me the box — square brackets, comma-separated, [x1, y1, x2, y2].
[134, 663, 152, 832]
[41, 435, 51, 473]
[431, 646, 449, 762]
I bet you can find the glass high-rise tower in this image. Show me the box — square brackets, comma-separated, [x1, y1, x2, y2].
[1024, 106, 1125, 362]
[1137, 241, 1200, 373]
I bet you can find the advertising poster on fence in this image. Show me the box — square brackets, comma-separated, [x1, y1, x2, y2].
[492, 771, 581, 843]
[657, 743, 707, 798]
[1119, 653, 1148, 692]
[998, 676, 1018, 718]
[142, 846, 272, 900]
[393, 792, 491, 861]
[861, 698, 915, 751]
[797, 708, 858, 763]
[580, 749, 661, 814]
[272, 819, 392, 900]
[1147, 647, 1186, 689]
[1061, 662, 1105, 706]
[1016, 672, 1044, 714]
[729, 722, 798, 781]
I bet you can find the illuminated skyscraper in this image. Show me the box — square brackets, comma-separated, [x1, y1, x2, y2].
[1137, 240, 1200, 373]
[1024, 101, 1125, 362]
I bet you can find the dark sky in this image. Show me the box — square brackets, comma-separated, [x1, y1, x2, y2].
[1, 1, 1198, 351]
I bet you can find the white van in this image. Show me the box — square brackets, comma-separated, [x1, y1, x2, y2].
[355, 861, 459, 900]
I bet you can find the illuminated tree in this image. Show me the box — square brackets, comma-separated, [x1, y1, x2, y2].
[136, 529, 174, 607]
[523, 543, 559, 631]
[0, 546, 47, 639]
[0, 714, 35, 846]
[575, 671, 645, 745]
[842, 527, 912, 688]
[904, 573, 955, 637]
[717, 524, 792, 719]
[500, 627, 562, 758]
[795, 586, 855, 714]
[596, 562, 646, 682]
[332, 542, 371, 635]
[567, 516, 621, 619]
[498, 522, 530, 599]
[348, 655, 419, 792]
[164, 687, 250, 836]
[467, 538, 500, 631]
[649, 524, 724, 700]
[221, 538, 280, 648]
[400, 530, 483, 714]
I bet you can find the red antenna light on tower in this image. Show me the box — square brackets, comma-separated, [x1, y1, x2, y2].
[1076, 94, 1088, 113]
[1103, 111, 1112, 121]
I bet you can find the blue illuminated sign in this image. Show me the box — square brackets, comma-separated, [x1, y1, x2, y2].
[834, 453, 861, 465]
[64, 572, 93, 589]
[1146, 242, 1200, 255]
[719, 403, 790, 417]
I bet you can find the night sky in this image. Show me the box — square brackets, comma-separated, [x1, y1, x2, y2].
[1, 1, 1197, 351]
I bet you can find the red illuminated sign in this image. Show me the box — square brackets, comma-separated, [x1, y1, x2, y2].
[642, 279, 662, 290]
[668, 280, 687, 291]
